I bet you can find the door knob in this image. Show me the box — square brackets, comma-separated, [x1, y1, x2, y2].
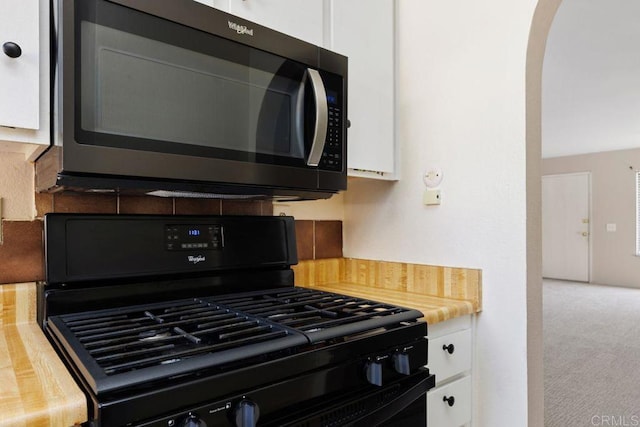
[581, 232, 588, 237]
[2, 42, 22, 58]
[443, 395, 455, 407]
[442, 343, 455, 354]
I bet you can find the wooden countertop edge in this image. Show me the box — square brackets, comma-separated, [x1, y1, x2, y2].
[300, 282, 481, 324]
[0, 323, 87, 427]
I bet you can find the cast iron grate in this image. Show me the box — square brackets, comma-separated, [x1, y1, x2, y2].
[57, 298, 295, 376]
[212, 288, 423, 342]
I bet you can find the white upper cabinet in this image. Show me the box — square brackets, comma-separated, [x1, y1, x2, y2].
[0, 0, 39, 130]
[228, 0, 325, 46]
[0, 0, 49, 159]
[329, 0, 396, 179]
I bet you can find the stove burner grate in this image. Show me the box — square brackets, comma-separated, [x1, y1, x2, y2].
[55, 298, 294, 376]
[213, 288, 422, 342]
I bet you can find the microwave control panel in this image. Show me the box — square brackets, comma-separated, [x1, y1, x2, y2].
[319, 90, 344, 172]
[165, 224, 223, 251]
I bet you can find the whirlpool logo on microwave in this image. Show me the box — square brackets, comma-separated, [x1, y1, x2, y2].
[188, 255, 206, 265]
[228, 20, 254, 36]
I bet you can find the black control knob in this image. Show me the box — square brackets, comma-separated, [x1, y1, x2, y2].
[443, 395, 455, 407]
[2, 42, 22, 58]
[181, 413, 207, 427]
[365, 360, 383, 386]
[393, 352, 411, 375]
[442, 343, 455, 354]
[234, 399, 260, 427]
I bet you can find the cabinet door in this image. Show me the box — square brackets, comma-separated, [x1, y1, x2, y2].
[0, 0, 39, 129]
[228, 0, 324, 45]
[331, 0, 395, 176]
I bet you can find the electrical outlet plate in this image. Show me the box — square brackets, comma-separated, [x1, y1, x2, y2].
[423, 189, 441, 205]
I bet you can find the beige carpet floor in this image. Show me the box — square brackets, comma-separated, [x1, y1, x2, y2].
[544, 279, 640, 427]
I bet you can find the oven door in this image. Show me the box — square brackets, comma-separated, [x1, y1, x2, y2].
[57, 0, 346, 193]
[377, 396, 427, 426]
[272, 369, 434, 427]
[132, 365, 433, 427]
[360, 376, 430, 427]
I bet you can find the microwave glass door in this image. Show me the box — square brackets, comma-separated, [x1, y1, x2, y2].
[76, 1, 314, 167]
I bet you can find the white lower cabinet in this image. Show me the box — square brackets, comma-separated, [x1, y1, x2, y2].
[426, 315, 473, 427]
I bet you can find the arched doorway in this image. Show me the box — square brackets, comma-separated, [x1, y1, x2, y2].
[526, 0, 563, 424]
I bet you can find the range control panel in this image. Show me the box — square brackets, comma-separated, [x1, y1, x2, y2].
[165, 224, 223, 251]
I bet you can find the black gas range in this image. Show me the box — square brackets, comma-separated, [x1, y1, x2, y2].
[38, 214, 434, 426]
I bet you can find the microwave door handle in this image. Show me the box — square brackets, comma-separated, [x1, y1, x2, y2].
[306, 69, 328, 167]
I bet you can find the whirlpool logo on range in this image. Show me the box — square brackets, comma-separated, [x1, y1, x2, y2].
[228, 20, 254, 36]
[188, 255, 206, 265]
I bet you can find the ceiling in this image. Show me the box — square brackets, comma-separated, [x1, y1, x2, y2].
[542, 0, 640, 158]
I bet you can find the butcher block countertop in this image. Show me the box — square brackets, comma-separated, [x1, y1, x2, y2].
[0, 283, 87, 427]
[294, 258, 482, 325]
[302, 282, 478, 325]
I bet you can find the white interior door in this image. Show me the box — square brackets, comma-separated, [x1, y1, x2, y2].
[542, 173, 590, 281]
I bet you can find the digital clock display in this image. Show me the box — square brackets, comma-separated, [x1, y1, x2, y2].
[165, 224, 222, 251]
[326, 90, 338, 105]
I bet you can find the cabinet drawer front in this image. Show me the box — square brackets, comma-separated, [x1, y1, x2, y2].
[428, 328, 471, 384]
[427, 375, 472, 427]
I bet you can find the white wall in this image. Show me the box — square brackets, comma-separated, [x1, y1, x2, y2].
[343, 0, 541, 425]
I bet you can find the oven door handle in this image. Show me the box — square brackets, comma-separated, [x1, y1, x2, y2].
[352, 373, 433, 426]
[305, 68, 328, 167]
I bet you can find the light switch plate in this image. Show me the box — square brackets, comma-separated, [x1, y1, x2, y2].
[423, 189, 441, 205]
[606, 223, 616, 232]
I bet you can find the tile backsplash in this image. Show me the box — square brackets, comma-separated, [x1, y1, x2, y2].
[0, 193, 341, 284]
[0, 220, 44, 284]
[34, 192, 274, 217]
[294, 219, 343, 261]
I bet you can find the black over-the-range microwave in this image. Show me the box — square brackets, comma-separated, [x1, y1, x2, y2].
[36, 0, 347, 200]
